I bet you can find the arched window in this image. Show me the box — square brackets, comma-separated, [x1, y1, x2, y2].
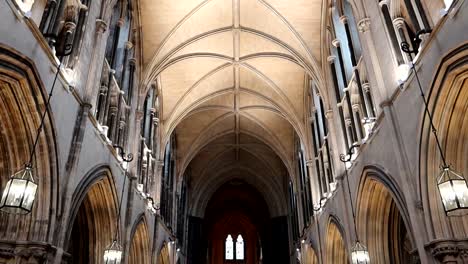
[39, 0, 88, 61]
[160, 135, 176, 228]
[236, 235, 245, 260]
[66, 0, 90, 68]
[309, 84, 335, 198]
[225, 235, 234, 260]
[288, 181, 300, 241]
[105, 0, 133, 87]
[225, 234, 245, 260]
[379, 0, 430, 63]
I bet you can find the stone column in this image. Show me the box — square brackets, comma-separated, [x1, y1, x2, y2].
[86, 19, 108, 105]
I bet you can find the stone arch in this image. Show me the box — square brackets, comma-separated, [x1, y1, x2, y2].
[158, 242, 171, 264]
[301, 242, 319, 264]
[0, 44, 58, 251]
[356, 166, 419, 263]
[325, 216, 349, 264]
[64, 166, 119, 263]
[128, 214, 151, 264]
[420, 43, 468, 239]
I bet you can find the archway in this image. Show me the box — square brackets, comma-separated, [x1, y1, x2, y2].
[325, 219, 348, 264]
[158, 243, 171, 264]
[356, 171, 417, 263]
[301, 243, 318, 264]
[128, 217, 151, 264]
[0, 45, 58, 262]
[65, 173, 118, 263]
[205, 181, 271, 264]
[420, 44, 468, 239]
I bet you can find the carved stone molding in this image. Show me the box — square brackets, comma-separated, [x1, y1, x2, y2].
[0, 240, 56, 262]
[427, 238, 468, 262]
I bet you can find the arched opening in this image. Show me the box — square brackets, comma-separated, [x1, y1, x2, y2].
[0, 46, 58, 262]
[356, 173, 418, 263]
[421, 45, 468, 238]
[325, 219, 348, 264]
[158, 243, 171, 264]
[301, 243, 319, 264]
[65, 174, 118, 263]
[205, 181, 271, 264]
[128, 217, 151, 264]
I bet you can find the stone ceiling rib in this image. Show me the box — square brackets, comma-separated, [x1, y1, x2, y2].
[139, 0, 325, 197]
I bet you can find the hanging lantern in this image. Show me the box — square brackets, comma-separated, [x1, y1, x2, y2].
[0, 166, 38, 214]
[351, 241, 370, 264]
[104, 240, 123, 264]
[437, 167, 468, 216]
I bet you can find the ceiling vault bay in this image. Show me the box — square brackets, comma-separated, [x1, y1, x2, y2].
[139, 0, 325, 216]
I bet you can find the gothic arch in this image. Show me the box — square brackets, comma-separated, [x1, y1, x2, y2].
[128, 215, 151, 264]
[301, 242, 319, 264]
[325, 216, 349, 264]
[158, 242, 171, 264]
[420, 43, 468, 239]
[0, 44, 58, 244]
[64, 166, 119, 263]
[356, 166, 418, 263]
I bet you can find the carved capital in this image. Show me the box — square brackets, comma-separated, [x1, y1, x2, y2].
[427, 239, 468, 262]
[136, 110, 144, 121]
[358, 18, 371, 33]
[332, 39, 340, 47]
[125, 41, 134, 50]
[327, 55, 336, 63]
[117, 17, 125, 27]
[340, 15, 348, 24]
[96, 19, 108, 33]
[362, 82, 371, 93]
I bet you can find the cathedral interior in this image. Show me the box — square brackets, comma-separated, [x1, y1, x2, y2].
[0, 0, 467, 263]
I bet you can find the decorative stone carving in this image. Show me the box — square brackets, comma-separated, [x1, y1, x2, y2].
[358, 18, 371, 33]
[428, 239, 468, 263]
[96, 19, 108, 34]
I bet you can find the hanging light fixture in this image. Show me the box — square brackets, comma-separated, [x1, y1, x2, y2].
[0, 35, 73, 214]
[437, 167, 468, 216]
[400, 39, 468, 216]
[351, 241, 370, 264]
[103, 145, 133, 263]
[104, 240, 123, 264]
[340, 144, 370, 263]
[0, 166, 37, 214]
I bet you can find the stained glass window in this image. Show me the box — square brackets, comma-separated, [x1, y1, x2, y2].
[225, 234, 234, 260]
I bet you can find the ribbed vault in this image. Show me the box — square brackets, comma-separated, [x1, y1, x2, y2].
[139, 0, 325, 219]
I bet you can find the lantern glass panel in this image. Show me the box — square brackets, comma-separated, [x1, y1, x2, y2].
[453, 179, 468, 207]
[0, 171, 38, 214]
[439, 181, 457, 211]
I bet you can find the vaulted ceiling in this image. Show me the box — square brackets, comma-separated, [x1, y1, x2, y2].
[139, 0, 326, 216]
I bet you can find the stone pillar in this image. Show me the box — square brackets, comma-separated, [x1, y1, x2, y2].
[153, 160, 165, 206]
[393, 17, 413, 63]
[86, 18, 108, 105]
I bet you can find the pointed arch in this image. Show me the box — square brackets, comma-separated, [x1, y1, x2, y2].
[0, 44, 59, 245]
[325, 217, 349, 264]
[356, 166, 419, 263]
[128, 215, 151, 264]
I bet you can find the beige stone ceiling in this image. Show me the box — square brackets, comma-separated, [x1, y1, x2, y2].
[139, 0, 325, 215]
